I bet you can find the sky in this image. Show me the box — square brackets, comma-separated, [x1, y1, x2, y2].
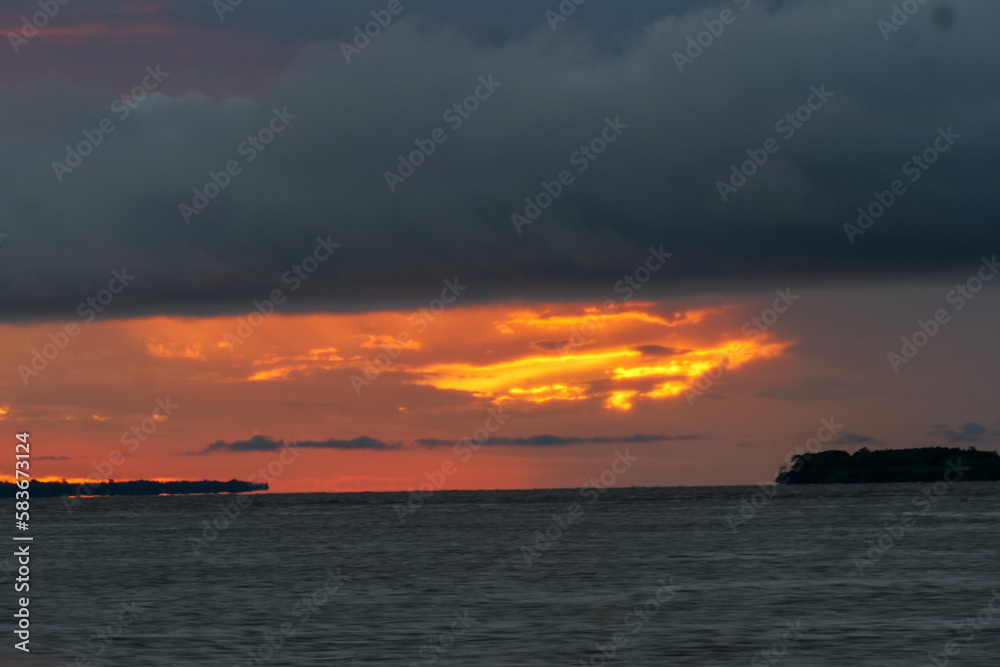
[1, 0, 997, 492]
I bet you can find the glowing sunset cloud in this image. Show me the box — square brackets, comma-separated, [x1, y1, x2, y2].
[114, 303, 792, 409]
[493, 306, 722, 333]
[408, 337, 790, 410]
[361, 335, 421, 351]
[400, 304, 793, 410]
[413, 349, 639, 395]
[246, 348, 345, 382]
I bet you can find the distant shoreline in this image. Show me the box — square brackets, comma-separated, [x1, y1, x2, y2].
[0, 479, 267, 498]
[7, 459, 1000, 499]
[777, 447, 1000, 484]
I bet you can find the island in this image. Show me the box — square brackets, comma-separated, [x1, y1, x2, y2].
[778, 447, 1000, 484]
[0, 479, 267, 498]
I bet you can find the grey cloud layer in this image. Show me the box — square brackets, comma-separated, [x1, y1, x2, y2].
[927, 422, 1000, 444]
[2, 0, 997, 320]
[197, 433, 693, 453]
[200, 435, 402, 453]
[414, 433, 702, 447]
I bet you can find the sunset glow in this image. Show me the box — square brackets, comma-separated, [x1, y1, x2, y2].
[1, 298, 801, 491]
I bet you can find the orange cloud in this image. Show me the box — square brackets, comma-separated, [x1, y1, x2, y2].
[129, 301, 789, 409]
[360, 335, 421, 351]
[377, 303, 795, 410]
[146, 340, 205, 359]
[246, 348, 345, 382]
[493, 305, 722, 333]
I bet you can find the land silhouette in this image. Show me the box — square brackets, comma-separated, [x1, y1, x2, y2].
[0, 479, 267, 497]
[778, 447, 1000, 484]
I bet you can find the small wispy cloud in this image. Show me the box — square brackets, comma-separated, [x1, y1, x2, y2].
[928, 422, 1000, 444]
[416, 433, 701, 447]
[198, 435, 403, 454]
[195, 433, 700, 454]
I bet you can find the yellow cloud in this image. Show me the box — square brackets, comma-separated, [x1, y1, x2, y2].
[246, 348, 345, 382]
[406, 306, 792, 409]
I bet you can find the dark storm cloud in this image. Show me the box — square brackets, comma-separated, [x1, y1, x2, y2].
[177, 0, 756, 53]
[197, 432, 698, 453]
[2, 0, 998, 321]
